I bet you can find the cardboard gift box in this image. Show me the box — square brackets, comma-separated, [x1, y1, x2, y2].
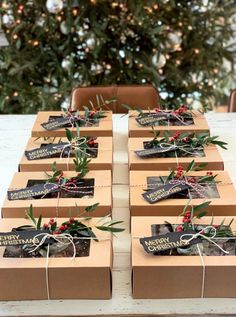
[19, 136, 113, 172]
[128, 137, 224, 170]
[128, 110, 209, 137]
[129, 170, 236, 216]
[2, 170, 112, 218]
[31, 111, 113, 137]
[132, 216, 236, 299]
[0, 218, 112, 300]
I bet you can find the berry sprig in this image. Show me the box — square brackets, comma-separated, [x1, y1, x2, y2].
[123, 103, 191, 118]
[66, 95, 116, 124]
[173, 201, 234, 238]
[162, 160, 217, 185]
[46, 152, 91, 187]
[26, 204, 125, 242]
[65, 124, 98, 158]
[148, 130, 227, 150]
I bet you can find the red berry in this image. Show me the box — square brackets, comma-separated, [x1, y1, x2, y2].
[214, 225, 219, 229]
[188, 177, 196, 183]
[207, 171, 213, 176]
[185, 211, 191, 218]
[87, 139, 95, 146]
[182, 137, 188, 142]
[154, 108, 160, 112]
[169, 137, 175, 142]
[43, 223, 49, 229]
[59, 225, 66, 231]
[69, 217, 75, 224]
[173, 132, 180, 139]
[176, 225, 183, 232]
[53, 230, 61, 235]
[182, 218, 191, 223]
[49, 218, 55, 225]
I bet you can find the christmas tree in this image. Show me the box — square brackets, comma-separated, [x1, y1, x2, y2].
[0, 0, 235, 114]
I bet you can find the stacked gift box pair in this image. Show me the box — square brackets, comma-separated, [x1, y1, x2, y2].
[0, 106, 124, 300]
[128, 106, 236, 298]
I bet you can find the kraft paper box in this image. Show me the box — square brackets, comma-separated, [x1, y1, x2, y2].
[0, 218, 112, 300]
[2, 170, 112, 218]
[128, 137, 224, 170]
[31, 111, 113, 137]
[19, 137, 113, 172]
[132, 216, 236, 299]
[128, 110, 209, 137]
[129, 170, 236, 216]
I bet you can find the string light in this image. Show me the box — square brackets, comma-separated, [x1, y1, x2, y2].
[13, 91, 19, 97]
[194, 48, 200, 54]
[153, 4, 158, 9]
[176, 60, 181, 65]
[57, 16, 62, 21]
[5, 96, 10, 101]
[72, 9, 78, 16]
[33, 40, 39, 46]
[2, 1, 9, 9]
[213, 68, 219, 74]
[111, 2, 118, 8]
[12, 34, 18, 40]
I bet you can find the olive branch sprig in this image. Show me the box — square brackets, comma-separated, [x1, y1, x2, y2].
[168, 200, 235, 238]
[26, 204, 125, 242]
[148, 130, 227, 150]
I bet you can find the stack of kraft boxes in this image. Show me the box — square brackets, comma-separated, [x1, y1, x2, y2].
[0, 107, 114, 300]
[128, 107, 236, 299]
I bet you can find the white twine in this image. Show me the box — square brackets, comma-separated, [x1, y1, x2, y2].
[180, 226, 229, 255]
[159, 142, 204, 157]
[30, 232, 111, 300]
[180, 225, 229, 298]
[151, 109, 191, 126]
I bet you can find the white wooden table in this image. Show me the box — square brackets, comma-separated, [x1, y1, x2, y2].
[1, 113, 236, 316]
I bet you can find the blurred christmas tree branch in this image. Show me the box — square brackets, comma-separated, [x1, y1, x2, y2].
[0, 0, 235, 113]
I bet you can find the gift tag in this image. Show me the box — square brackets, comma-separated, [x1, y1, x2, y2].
[140, 230, 201, 254]
[136, 113, 170, 126]
[41, 116, 73, 130]
[25, 142, 69, 160]
[7, 183, 58, 200]
[0, 230, 50, 246]
[135, 145, 177, 158]
[142, 180, 190, 204]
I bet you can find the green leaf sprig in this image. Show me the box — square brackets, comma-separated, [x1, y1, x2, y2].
[26, 204, 125, 242]
[172, 200, 234, 238]
[147, 131, 227, 150]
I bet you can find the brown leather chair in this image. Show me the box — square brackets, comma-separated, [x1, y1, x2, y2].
[70, 85, 159, 113]
[228, 89, 236, 112]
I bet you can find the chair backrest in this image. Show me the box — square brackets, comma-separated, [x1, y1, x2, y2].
[228, 89, 236, 112]
[70, 85, 159, 113]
